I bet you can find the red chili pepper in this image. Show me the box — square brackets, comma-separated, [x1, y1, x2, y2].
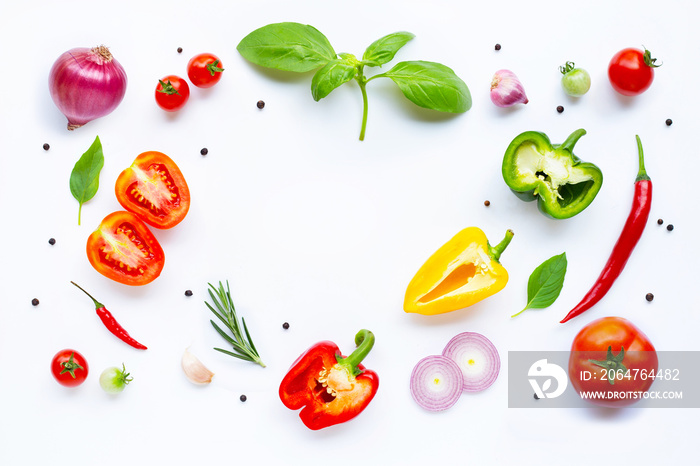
[561, 135, 652, 323]
[279, 329, 378, 430]
[71, 281, 148, 349]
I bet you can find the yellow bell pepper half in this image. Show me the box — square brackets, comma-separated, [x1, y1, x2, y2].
[404, 227, 514, 315]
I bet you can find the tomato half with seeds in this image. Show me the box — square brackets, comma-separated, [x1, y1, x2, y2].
[87, 211, 165, 286]
[115, 151, 190, 229]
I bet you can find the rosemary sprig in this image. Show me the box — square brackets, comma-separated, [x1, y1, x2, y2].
[205, 281, 265, 368]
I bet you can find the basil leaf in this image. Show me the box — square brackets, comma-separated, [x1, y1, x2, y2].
[377, 60, 472, 112]
[69, 135, 104, 225]
[237, 22, 336, 72]
[311, 59, 357, 101]
[362, 31, 415, 67]
[512, 253, 568, 317]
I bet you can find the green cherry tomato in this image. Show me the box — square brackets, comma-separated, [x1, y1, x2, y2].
[560, 62, 591, 97]
[99, 364, 133, 394]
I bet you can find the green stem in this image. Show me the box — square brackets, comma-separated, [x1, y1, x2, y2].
[358, 78, 369, 141]
[488, 229, 514, 262]
[559, 128, 587, 153]
[337, 329, 375, 376]
[71, 281, 104, 309]
[635, 135, 650, 182]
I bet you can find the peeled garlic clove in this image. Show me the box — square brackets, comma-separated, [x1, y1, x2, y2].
[490, 69, 528, 107]
[182, 348, 214, 385]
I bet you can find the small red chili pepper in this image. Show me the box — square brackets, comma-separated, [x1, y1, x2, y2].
[279, 329, 378, 430]
[71, 281, 148, 349]
[561, 135, 652, 323]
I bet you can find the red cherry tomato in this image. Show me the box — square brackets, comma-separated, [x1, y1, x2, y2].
[86, 211, 165, 286]
[568, 317, 658, 407]
[155, 75, 190, 111]
[187, 53, 224, 88]
[115, 151, 190, 229]
[51, 349, 89, 387]
[608, 48, 660, 96]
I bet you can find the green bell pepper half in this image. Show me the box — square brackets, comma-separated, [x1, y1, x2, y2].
[502, 128, 603, 219]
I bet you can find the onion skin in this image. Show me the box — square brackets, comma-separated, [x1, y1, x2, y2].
[49, 46, 127, 130]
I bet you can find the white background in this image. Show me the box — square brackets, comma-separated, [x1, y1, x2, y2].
[1, 0, 698, 464]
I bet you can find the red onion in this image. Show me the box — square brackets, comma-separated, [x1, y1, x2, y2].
[49, 46, 127, 130]
[442, 332, 500, 392]
[410, 355, 463, 411]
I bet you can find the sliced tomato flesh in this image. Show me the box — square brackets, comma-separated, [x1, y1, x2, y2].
[87, 211, 165, 286]
[116, 152, 190, 229]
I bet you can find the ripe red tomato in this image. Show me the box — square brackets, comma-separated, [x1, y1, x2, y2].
[115, 151, 190, 229]
[569, 317, 658, 407]
[187, 53, 224, 88]
[155, 75, 190, 111]
[86, 211, 165, 286]
[608, 48, 660, 96]
[51, 349, 89, 387]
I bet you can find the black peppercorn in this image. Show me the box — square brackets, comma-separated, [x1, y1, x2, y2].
[31, 298, 40, 306]
[665, 119, 672, 126]
[257, 100, 265, 109]
[185, 290, 193, 297]
[646, 293, 654, 302]
[177, 47, 183, 53]
[667, 224, 674, 231]
[282, 322, 290, 329]
[657, 219, 663, 225]
[43, 143, 50, 151]
[48, 238, 56, 245]
[556, 106, 564, 113]
[240, 395, 247, 402]
[200, 148, 208, 156]
[495, 44, 501, 51]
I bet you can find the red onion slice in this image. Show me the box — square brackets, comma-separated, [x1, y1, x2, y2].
[410, 355, 464, 411]
[442, 332, 500, 392]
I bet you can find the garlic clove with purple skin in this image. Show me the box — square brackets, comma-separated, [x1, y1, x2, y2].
[490, 69, 528, 107]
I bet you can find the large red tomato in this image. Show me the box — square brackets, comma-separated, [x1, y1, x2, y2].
[87, 211, 165, 286]
[608, 48, 659, 96]
[115, 151, 190, 229]
[569, 317, 658, 407]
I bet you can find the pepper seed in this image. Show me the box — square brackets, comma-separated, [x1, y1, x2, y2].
[43, 143, 50, 151]
[200, 148, 208, 156]
[31, 298, 40, 306]
[495, 44, 501, 51]
[665, 119, 673, 126]
[240, 394, 247, 402]
[48, 238, 56, 245]
[657, 219, 663, 225]
[185, 290, 193, 297]
[257, 100, 265, 109]
[177, 47, 183, 54]
[646, 293, 654, 302]
[556, 106, 564, 113]
[666, 224, 674, 231]
[484, 200, 491, 207]
[282, 322, 290, 330]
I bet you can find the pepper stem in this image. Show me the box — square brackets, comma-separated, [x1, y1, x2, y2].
[559, 128, 587, 153]
[488, 229, 514, 262]
[635, 135, 650, 182]
[71, 281, 104, 309]
[337, 329, 375, 376]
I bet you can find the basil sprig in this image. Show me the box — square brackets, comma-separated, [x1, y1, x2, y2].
[512, 252, 568, 317]
[237, 23, 471, 140]
[69, 135, 104, 225]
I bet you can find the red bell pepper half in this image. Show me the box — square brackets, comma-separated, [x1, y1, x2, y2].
[279, 329, 379, 430]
